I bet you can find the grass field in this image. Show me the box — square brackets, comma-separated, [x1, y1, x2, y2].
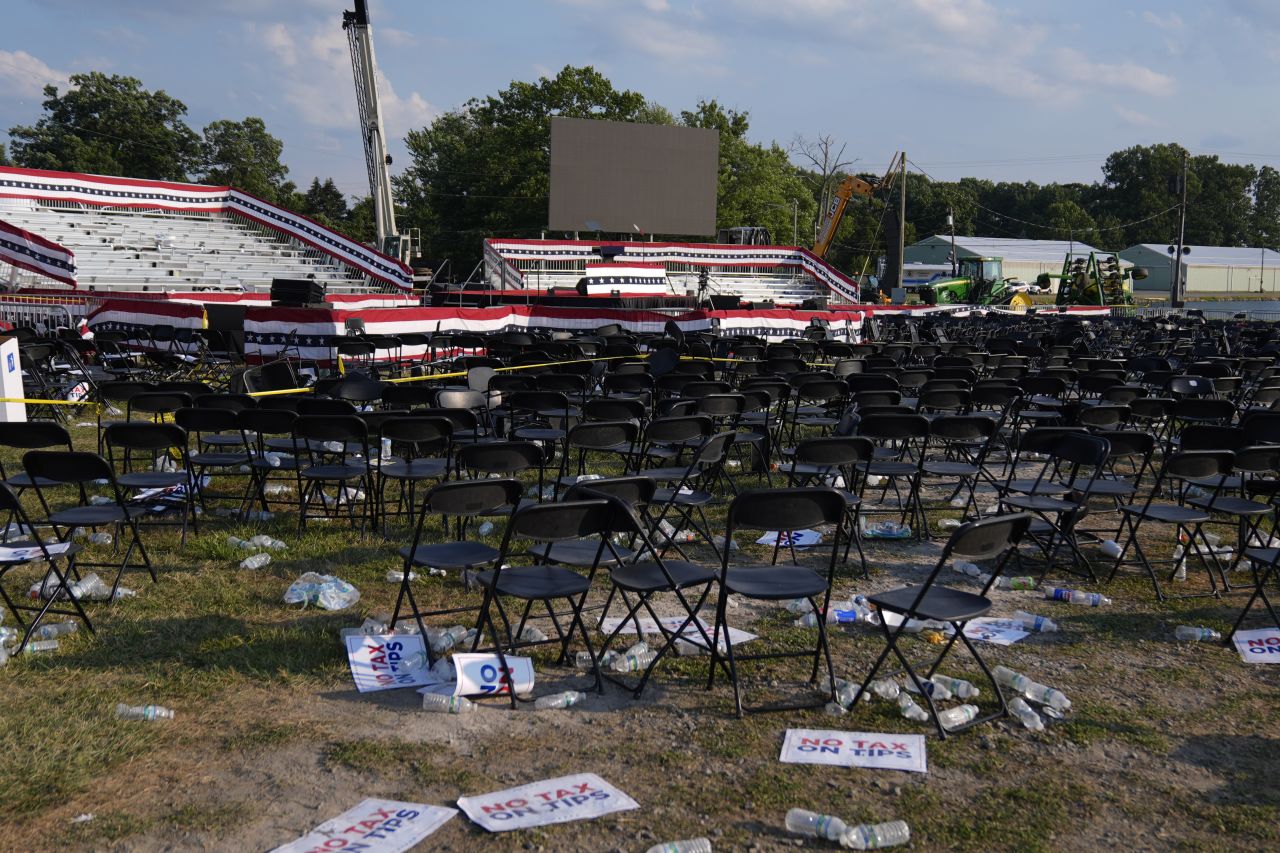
[1, 424, 1278, 852]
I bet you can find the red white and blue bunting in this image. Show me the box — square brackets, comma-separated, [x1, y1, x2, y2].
[0, 218, 76, 287]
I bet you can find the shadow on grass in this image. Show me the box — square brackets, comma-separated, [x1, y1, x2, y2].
[1171, 734, 1280, 807]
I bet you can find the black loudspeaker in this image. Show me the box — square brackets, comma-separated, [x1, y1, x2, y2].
[800, 296, 828, 311]
[598, 245, 626, 262]
[709, 294, 741, 310]
[271, 277, 326, 307]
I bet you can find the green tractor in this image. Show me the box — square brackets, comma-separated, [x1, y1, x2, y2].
[919, 257, 1030, 308]
[1044, 252, 1144, 307]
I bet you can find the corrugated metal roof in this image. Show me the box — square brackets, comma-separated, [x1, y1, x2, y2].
[921, 235, 1106, 262]
[1127, 244, 1280, 266]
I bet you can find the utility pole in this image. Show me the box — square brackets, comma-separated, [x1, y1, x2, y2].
[898, 152, 907, 293]
[1172, 150, 1189, 308]
[948, 207, 957, 276]
[792, 198, 799, 247]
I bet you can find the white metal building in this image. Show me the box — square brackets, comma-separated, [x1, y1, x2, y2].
[904, 236, 1110, 284]
[1119, 244, 1280, 294]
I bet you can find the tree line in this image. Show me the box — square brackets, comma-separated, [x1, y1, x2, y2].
[4, 67, 1279, 280]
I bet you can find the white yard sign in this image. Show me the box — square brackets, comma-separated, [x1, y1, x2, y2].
[344, 634, 433, 693]
[457, 773, 639, 832]
[270, 798, 456, 853]
[780, 729, 928, 773]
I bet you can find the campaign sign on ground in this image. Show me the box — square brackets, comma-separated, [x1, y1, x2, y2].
[344, 634, 432, 693]
[756, 529, 823, 549]
[457, 773, 639, 832]
[452, 652, 535, 697]
[1232, 628, 1280, 663]
[946, 617, 1028, 646]
[597, 615, 757, 649]
[0, 541, 71, 562]
[270, 798, 456, 853]
[780, 729, 928, 774]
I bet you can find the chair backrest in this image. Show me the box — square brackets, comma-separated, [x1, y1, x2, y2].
[23, 450, 115, 486]
[425, 478, 523, 517]
[582, 397, 646, 423]
[727, 486, 846, 533]
[503, 498, 614, 544]
[297, 397, 359, 416]
[565, 475, 656, 508]
[459, 440, 544, 475]
[380, 415, 453, 455]
[792, 435, 874, 468]
[945, 513, 1033, 562]
[104, 421, 188, 454]
[565, 420, 638, 452]
[194, 393, 256, 412]
[642, 415, 712, 445]
[294, 414, 369, 445]
[175, 407, 240, 435]
[0, 420, 72, 451]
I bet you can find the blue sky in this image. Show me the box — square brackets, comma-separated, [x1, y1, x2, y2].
[3, 0, 1280, 202]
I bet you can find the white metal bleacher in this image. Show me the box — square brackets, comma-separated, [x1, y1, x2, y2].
[0, 198, 373, 293]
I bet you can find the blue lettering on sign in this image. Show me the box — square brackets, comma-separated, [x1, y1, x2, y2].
[5, 352, 12, 372]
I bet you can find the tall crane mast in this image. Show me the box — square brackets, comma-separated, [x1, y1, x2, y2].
[343, 0, 404, 260]
[811, 152, 903, 260]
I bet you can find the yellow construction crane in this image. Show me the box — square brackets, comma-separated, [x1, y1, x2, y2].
[811, 152, 903, 259]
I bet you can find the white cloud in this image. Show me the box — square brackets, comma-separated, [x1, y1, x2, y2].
[1053, 48, 1175, 97]
[1114, 104, 1156, 127]
[0, 50, 70, 100]
[642, 0, 671, 11]
[1142, 10, 1184, 30]
[254, 21, 437, 137]
[617, 16, 722, 61]
[379, 27, 416, 47]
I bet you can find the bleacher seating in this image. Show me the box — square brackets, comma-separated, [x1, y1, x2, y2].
[0, 198, 370, 293]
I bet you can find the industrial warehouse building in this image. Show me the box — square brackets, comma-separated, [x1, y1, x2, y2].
[903, 236, 1110, 285]
[1119, 244, 1280, 294]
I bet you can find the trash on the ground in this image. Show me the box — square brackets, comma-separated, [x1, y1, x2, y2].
[1044, 587, 1111, 607]
[868, 677, 901, 700]
[477, 521, 495, 536]
[24, 639, 59, 653]
[344, 632, 433, 693]
[240, 553, 271, 570]
[903, 676, 953, 701]
[1100, 539, 1124, 559]
[755, 529, 823, 548]
[29, 571, 133, 602]
[69, 813, 94, 824]
[115, 703, 174, 721]
[422, 692, 475, 713]
[929, 674, 980, 699]
[785, 808, 911, 849]
[452, 652, 535, 697]
[612, 649, 657, 673]
[270, 798, 457, 853]
[993, 665, 1071, 710]
[262, 482, 292, 496]
[644, 838, 712, 853]
[598, 615, 757, 651]
[1175, 625, 1222, 642]
[32, 621, 78, 640]
[825, 675, 869, 708]
[518, 625, 549, 643]
[533, 690, 585, 710]
[1008, 696, 1045, 731]
[942, 618, 1029, 646]
[951, 560, 981, 577]
[859, 519, 912, 539]
[1232, 628, 1280, 663]
[938, 518, 961, 530]
[896, 692, 929, 722]
[1013, 610, 1059, 632]
[456, 773, 639, 832]
[428, 624, 472, 654]
[249, 534, 287, 550]
[937, 704, 979, 730]
[385, 569, 417, 583]
[284, 572, 360, 610]
[576, 649, 620, 669]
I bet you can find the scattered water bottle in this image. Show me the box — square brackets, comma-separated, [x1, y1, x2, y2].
[429, 625, 472, 654]
[477, 521, 495, 536]
[250, 535, 287, 551]
[785, 809, 849, 842]
[243, 510, 275, 521]
[239, 553, 271, 570]
[644, 839, 712, 853]
[844, 821, 911, 850]
[1044, 587, 1110, 607]
[860, 519, 912, 539]
[88, 495, 114, 506]
[825, 701, 848, 716]
[116, 703, 174, 721]
[993, 665, 1071, 711]
[1100, 539, 1124, 559]
[903, 676, 953, 701]
[533, 690, 585, 710]
[938, 518, 961, 530]
[400, 649, 430, 672]
[1175, 625, 1222, 642]
[623, 640, 650, 657]
[86, 532, 112, 545]
[1013, 610, 1058, 632]
[937, 703, 979, 731]
[991, 575, 1037, 590]
[786, 598, 814, 613]
[421, 693, 475, 714]
[952, 560, 982, 577]
[262, 482, 292, 496]
[674, 639, 710, 657]
[930, 673, 980, 699]
[227, 536, 254, 550]
[826, 675, 868, 708]
[24, 639, 59, 653]
[612, 649, 658, 673]
[897, 692, 929, 722]
[575, 649, 619, 670]
[428, 657, 455, 680]
[869, 678, 901, 700]
[385, 569, 418, 583]
[518, 625, 549, 643]
[1008, 696, 1045, 732]
[33, 621, 78, 640]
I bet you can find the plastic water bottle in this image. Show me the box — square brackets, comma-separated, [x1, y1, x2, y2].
[644, 839, 712, 853]
[674, 639, 709, 657]
[243, 510, 275, 521]
[1100, 539, 1124, 559]
[903, 676, 953, 701]
[429, 657, 455, 680]
[575, 649, 619, 670]
[785, 808, 849, 842]
[385, 569, 418, 583]
[928, 674, 980, 699]
[612, 649, 658, 673]
[1008, 696, 1045, 731]
[1044, 587, 1110, 607]
[869, 677, 901, 700]
[897, 692, 929, 722]
[952, 560, 982, 577]
[1175, 625, 1222, 642]
[87, 532, 113, 545]
[24, 639, 59, 653]
[240, 553, 271, 570]
[826, 676, 868, 708]
[421, 693, 475, 714]
[250, 535, 287, 551]
[825, 701, 848, 716]
[991, 575, 1037, 590]
[533, 690, 585, 710]
[227, 536, 254, 550]
[477, 521, 495, 536]
[786, 598, 814, 613]
[429, 625, 471, 654]
[622, 640, 650, 658]
[116, 703, 174, 721]
[993, 665, 1071, 711]
[518, 625, 549, 643]
[844, 821, 911, 850]
[937, 703, 979, 731]
[938, 518, 961, 530]
[33, 621, 78, 640]
[1013, 610, 1058, 633]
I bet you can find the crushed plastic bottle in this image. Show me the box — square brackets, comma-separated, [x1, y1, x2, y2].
[243, 510, 275, 522]
[262, 482, 292, 496]
[227, 536, 255, 550]
[1044, 587, 1110, 607]
[825, 701, 849, 716]
[32, 621, 78, 640]
[993, 665, 1071, 711]
[844, 821, 911, 850]
[1174, 625, 1222, 642]
[385, 569, 418, 583]
[938, 518, 961, 530]
[533, 690, 585, 710]
[250, 534, 287, 551]
[518, 625, 549, 643]
[24, 639, 59, 653]
[85, 532, 112, 545]
[575, 649, 619, 670]
[612, 649, 658, 673]
[421, 693, 475, 714]
[868, 677, 901, 700]
[1013, 610, 1058, 632]
[239, 553, 271, 570]
[1008, 696, 1045, 731]
[825, 675, 869, 708]
[623, 640, 650, 658]
[785, 809, 849, 843]
[952, 560, 982, 577]
[428, 625, 473, 654]
[937, 703, 979, 730]
[644, 838, 712, 853]
[984, 575, 1037, 590]
[428, 657, 455, 680]
[860, 519, 912, 539]
[115, 703, 174, 721]
[897, 692, 929, 722]
[903, 676, 953, 701]
[477, 521, 496, 536]
[930, 673, 980, 699]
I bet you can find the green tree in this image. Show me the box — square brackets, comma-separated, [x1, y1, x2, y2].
[1253, 165, 1280, 248]
[1186, 155, 1255, 246]
[8, 72, 199, 181]
[299, 177, 350, 227]
[398, 65, 649, 268]
[199, 117, 291, 203]
[1045, 199, 1098, 246]
[0, 143, 9, 167]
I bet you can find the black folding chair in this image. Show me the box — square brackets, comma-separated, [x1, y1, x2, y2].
[859, 513, 1033, 738]
[103, 422, 200, 545]
[24, 450, 156, 601]
[471, 499, 615, 705]
[708, 487, 847, 717]
[1229, 547, 1280, 640]
[0, 482, 91, 652]
[293, 415, 373, 533]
